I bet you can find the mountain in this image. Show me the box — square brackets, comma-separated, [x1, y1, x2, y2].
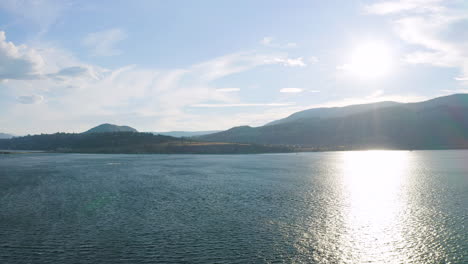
[153, 130, 221, 137]
[199, 94, 468, 150]
[0, 132, 292, 154]
[265, 101, 400, 126]
[0, 133, 13, 139]
[84, 123, 138, 133]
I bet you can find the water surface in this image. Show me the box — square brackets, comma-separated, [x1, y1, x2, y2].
[0, 151, 467, 263]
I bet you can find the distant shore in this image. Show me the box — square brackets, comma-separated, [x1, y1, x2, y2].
[2, 147, 468, 155]
[0, 150, 47, 154]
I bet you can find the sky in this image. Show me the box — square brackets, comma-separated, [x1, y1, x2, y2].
[0, 0, 467, 135]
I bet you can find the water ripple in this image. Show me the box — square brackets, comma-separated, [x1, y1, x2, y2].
[0, 151, 466, 263]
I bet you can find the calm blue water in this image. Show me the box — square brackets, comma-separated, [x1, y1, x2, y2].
[0, 151, 467, 263]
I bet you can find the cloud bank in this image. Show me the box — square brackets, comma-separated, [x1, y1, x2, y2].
[0, 31, 44, 80]
[0, 31, 309, 134]
[367, 0, 468, 84]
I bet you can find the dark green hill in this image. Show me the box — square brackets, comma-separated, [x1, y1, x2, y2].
[0, 132, 173, 152]
[199, 94, 468, 150]
[84, 123, 138, 133]
[0, 132, 292, 154]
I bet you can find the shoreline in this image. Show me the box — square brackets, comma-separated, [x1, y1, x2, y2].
[2, 148, 468, 155]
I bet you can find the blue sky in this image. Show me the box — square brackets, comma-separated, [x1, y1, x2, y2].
[0, 0, 467, 134]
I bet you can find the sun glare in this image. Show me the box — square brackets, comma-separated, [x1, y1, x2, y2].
[341, 150, 409, 214]
[343, 41, 394, 79]
[339, 150, 412, 262]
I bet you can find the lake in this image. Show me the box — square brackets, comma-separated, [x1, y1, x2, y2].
[0, 151, 467, 263]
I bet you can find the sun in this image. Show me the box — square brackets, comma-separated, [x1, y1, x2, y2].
[342, 41, 394, 79]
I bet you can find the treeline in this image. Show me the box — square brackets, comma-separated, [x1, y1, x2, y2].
[0, 132, 293, 154]
[0, 132, 178, 151]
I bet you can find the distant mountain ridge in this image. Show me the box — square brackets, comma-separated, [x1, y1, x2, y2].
[199, 94, 468, 150]
[266, 101, 400, 126]
[153, 130, 221, 137]
[0, 133, 13, 139]
[0, 123, 292, 154]
[3, 94, 468, 153]
[84, 123, 138, 133]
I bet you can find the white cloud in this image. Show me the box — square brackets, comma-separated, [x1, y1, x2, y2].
[17, 94, 44, 104]
[82, 28, 127, 56]
[0, 31, 45, 80]
[368, 89, 385, 98]
[1, 35, 309, 134]
[366, 0, 468, 84]
[0, 31, 106, 84]
[216, 88, 241, 92]
[191, 103, 295, 108]
[309, 56, 319, 64]
[280, 88, 303, 93]
[192, 52, 267, 81]
[0, 0, 69, 33]
[365, 0, 444, 15]
[283, 57, 306, 67]
[268, 57, 306, 67]
[193, 52, 307, 82]
[260, 36, 298, 49]
[261, 36, 274, 46]
[280, 88, 319, 94]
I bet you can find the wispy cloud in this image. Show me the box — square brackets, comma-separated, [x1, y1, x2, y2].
[365, 0, 444, 15]
[267, 57, 307, 67]
[0, 0, 69, 34]
[455, 76, 468, 81]
[192, 52, 269, 81]
[366, 0, 468, 84]
[216, 88, 241, 92]
[260, 36, 297, 49]
[0, 33, 306, 134]
[280, 88, 303, 93]
[82, 28, 127, 56]
[309, 56, 319, 64]
[17, 94, 43, 104]
[193, 52, 307, 82]
[261, 36, 274, 46]
[191, 103, 295, 108]
[47, 66, 102, 81]
[280, 88, 320, 93]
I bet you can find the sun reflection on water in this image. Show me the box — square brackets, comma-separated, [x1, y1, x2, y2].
[339, 150, 411, 263]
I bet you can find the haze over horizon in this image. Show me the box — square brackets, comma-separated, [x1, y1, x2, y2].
[1, 0, 468, 135]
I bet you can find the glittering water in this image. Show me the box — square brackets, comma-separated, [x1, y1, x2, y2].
[0, 151, 467, 263]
